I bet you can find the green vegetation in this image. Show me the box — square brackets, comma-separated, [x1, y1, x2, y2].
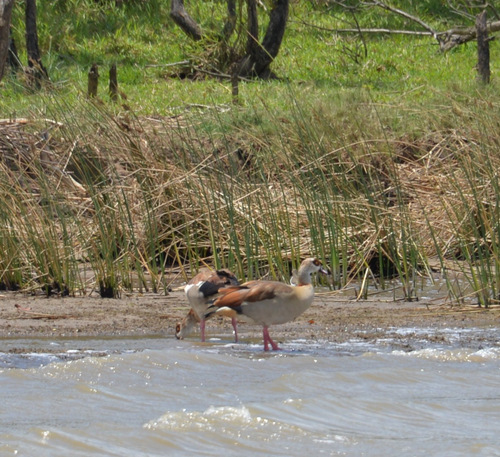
[1, 1, 500, 305]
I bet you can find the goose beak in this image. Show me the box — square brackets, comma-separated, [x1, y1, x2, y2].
[319, 266, 331, 276]
[312, 258, 331, 276]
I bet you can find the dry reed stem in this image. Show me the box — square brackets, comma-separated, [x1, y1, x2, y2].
[1, 106, 499, 297]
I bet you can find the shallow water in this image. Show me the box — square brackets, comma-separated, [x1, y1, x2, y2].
[1, 332, 499, 457]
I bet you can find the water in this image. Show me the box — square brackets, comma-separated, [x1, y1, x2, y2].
[1, 333, 499, 457]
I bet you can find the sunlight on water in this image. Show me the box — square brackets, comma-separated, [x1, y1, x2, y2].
[393, 347, 500, 362]
[0, 335, 499, 457]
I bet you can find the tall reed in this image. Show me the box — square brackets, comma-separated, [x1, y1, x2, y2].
[2, 88, 500, 305]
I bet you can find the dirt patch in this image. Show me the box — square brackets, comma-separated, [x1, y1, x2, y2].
[1, 289, 499, 353]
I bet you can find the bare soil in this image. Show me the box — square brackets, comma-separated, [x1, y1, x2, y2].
[1, 289, 498, 353]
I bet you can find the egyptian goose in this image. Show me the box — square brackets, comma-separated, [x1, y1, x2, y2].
[176, 268, 240, 342]
[205, 258, 329, 351]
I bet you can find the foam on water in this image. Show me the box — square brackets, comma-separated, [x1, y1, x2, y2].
[0, 349, 110, 370]
[1, 324, 498, 370]
[393, 346, 500, 362]
[145, 405, 254, 430]
[143, 403, 358, 455]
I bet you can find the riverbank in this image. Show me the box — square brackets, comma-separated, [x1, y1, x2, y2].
[1, 289, 498, 353]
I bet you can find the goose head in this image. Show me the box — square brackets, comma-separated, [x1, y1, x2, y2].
[295, 257, 330, 286]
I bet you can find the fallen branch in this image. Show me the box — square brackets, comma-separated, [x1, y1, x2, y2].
[369, 0, 500, 51]
[327, 27, 433, 37]
[291, 17, 434, 37]
[369, 0, 438, 40]
[298, 12, 500, 52]
[144, 60, 190, 68]
[437, 20, 500, 52]
[0, 118, 63, 126]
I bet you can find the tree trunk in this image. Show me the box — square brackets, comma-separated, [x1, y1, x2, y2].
[246, 0, 259, 55]
[170, 0, 202, 41]
[169, 0, 289, 79]
[222, 0, 236, 40]
[238, 0, 289, 78]
[25, 0, 48, 87]
[0, 0, 14, 82]
[8, 29, 20, 70]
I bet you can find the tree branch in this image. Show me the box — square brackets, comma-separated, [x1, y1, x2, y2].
[170, 0, 202, 41]
[366, 1, 438, 40]
[305, 1, 500, 53]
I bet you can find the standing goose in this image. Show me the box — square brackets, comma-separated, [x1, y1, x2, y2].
[205, 258, 329, 351]
[176, 268, 240, 342]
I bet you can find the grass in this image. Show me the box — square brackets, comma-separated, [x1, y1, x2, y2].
[1, 1, 500, 304]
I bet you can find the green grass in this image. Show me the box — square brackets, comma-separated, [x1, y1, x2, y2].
[3, 0, 496, 116]
[1, 1, 500, 304]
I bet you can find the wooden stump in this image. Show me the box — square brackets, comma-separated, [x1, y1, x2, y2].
[231, 72, 239, 105]
[87, 63, 99, 98]
[109, 63, 118, 102]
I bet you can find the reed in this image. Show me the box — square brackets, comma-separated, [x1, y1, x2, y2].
[0, 179, 25, 291]
[3, 0, 500, 304]
[433, 114, 500, 307]
[1, 86, 500, 305]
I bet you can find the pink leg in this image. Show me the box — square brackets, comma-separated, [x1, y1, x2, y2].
[262, 326, 280, 351]
[231, 317, 238, 343]
[200, 319, 206, 342]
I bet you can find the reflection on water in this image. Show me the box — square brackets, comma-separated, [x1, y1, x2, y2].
[0, 332, 499, 457]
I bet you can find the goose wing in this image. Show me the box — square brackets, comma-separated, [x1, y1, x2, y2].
[213, 281, 295, 309]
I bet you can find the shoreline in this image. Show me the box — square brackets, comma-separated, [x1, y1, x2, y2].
[1, 291, 499, 353]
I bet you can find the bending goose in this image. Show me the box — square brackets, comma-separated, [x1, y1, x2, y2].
[205, 258, 329, 351]
[176, 268, 240, 342]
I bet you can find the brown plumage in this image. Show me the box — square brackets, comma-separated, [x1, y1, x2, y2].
[176, 268, 240, 342]
[205, 258, 329, 351]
